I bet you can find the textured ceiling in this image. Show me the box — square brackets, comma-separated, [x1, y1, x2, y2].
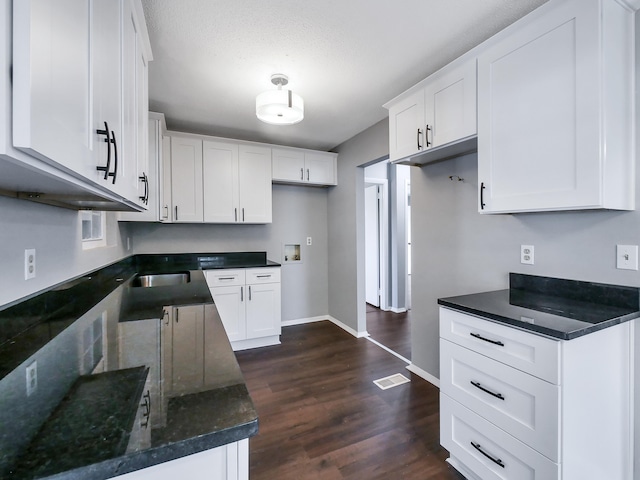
[141, 0, 548, 151]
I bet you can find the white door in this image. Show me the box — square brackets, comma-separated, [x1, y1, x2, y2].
[365, 184, 380, 307]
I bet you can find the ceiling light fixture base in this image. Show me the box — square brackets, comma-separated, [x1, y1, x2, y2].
[256, 74, 304, 126]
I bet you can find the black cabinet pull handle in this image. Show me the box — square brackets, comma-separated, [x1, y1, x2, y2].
[471, 381, 505, 400]
[175, 206, 178, 221]
[139, 172, 148, 204]
[218, 277, 235, 281]
[163, 309, 169, 326]
[426, 125, 432, 147]
[471, 442, 505, 468]
[480, 182, 486, 210]
[96, 121, 111, 180]
[242, 208, 245, 222]
[249, 285, 252, 301]
[256, 274, 271, 278]
[107, 130, 118, 184]
[234, 208, 237, 222]
[241, 286, 244, 302]
[417, 128, 423, 150]
[470, 332, 504, 346]
[306, 168, 310, 181]
[300, 168, 304, 180]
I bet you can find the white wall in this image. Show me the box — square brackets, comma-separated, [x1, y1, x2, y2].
[128, 184, 329, 322]
[0, 195, 131, 308]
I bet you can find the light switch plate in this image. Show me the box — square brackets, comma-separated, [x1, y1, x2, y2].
[616, 245, 638, 270]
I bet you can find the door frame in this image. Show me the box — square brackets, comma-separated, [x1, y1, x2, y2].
[364, 177, 388, 311]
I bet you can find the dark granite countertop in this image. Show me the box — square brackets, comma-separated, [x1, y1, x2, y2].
[0, 252, 274, 479]
[438, 273, 640, 340]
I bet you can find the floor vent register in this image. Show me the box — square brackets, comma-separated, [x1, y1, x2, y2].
[373, 373, 410, 390]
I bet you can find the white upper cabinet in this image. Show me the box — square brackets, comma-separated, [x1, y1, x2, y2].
[387, 91, 425, 162]
[171, 136, 204, 222]
[272, 148, 337, 186]
[119, 112, 167, 222]
[385, 56, 477, 165]
[13, 0, 93, 178]
[202, 141, 272, 224]
[424, 58, 476, 149]
[203, 140, 239, 223]
[9, 0, 152, 210]
[238, 144, 272, 223]
[477, 0, 635, 213]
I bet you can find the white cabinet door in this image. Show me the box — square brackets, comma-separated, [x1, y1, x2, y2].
[424, 57, 476, 148]
[116, 438, 249, 480]
[121, 0, 149, 206]
[210, 285, 246, 342]
[238, 144, 272, 223]
[305, 152, 337, 185]
[272, 148, 305, 182]
[13, 0, 93, 179]
[272, 148, 336, 186]
[171, 136, 203, 222]
[388, 90, 425, 162]
[203, 140, 239, 223]
[91, 0, 124, 194]
[119, 113, 165, 222]
[246, 282, 281, 339]
[477, 0, 634, 213]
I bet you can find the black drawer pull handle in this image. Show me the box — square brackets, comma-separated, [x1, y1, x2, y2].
[417, 128, 423, 150]
[218, 277, 236, 281]
[470, 332, 504, 346]
[425, 124, 432, 147]
[256, 274, 271, 278]
[107, 129, 118, 184]
[471, 441, 505, 468]
[471, 381, 505, 400]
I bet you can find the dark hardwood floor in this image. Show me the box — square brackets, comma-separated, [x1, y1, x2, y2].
[366, 304, 411, 361]
[235, 321, 462, 479]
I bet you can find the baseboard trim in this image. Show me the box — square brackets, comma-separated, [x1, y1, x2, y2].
[406, 363, 439, 388]
[328, 315, 368, 338]
[365, 336, 410, 364]
[281, 316, 328, 327]
[389, 307, 407, 314]
[231, 336, 280, 351]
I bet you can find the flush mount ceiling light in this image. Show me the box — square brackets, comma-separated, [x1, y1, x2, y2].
[256, 74, 304, 125]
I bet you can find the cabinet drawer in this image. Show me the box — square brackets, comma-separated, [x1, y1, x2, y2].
[205, 269, 246, 287]
[440, 307, 560, 383]
[441, 395, 559, 480]
[246, 268, 280, 284]
[440, 339, 559, 461]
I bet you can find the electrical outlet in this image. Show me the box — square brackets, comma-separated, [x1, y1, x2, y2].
[307, 237, 312, 246]
[24, 249, 36, 280]
[26, 361, 37, 396]
[521, 245, 534, 265]
[616, 245, 638, 270]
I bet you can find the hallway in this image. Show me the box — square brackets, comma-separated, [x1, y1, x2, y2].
[366, 304, 411, 361]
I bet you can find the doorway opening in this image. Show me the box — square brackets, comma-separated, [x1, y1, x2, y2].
[363, 160, 411, 361]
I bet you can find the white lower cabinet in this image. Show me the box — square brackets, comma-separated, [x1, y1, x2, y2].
[439, 307, 633, 480]
[205, 268, 281, 351]
[117, 438, 249, 480]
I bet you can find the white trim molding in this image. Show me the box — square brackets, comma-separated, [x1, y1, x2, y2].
[328, 315, 369, 338]
[406, 363, 440, 388]
[281, 316, 329, 327]
[389, 307, 407, 314]
[282, 315, 368, 338]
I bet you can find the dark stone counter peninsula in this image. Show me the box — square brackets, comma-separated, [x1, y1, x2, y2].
[438, 273, 640, 340]
[0, 253, 278, 479]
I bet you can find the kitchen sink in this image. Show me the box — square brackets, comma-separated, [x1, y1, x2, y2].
[132, 272, 190, 288]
